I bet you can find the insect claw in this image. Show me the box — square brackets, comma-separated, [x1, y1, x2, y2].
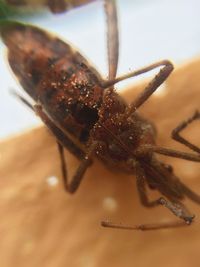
[185, 215, 195, 225]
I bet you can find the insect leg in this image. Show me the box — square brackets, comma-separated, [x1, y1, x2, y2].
[12, 90, 94, 193]
[57, 142, 68, 190]
[171, 110, 200, 153]
[11, 90, 86, 160]
[101, 220, 187, 231]
[136, 145, 200, 163]
[101, 164, 194, 230]
[135, 164, 194, 223]
[100, 60, 173, 109]
[104, 0, 119, 80]
[57, 142, 96, 193]
[137, 147, 200, 204]
[35, 105, 99, 193]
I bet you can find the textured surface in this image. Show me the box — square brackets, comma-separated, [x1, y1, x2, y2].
[1, 59, 200, 267]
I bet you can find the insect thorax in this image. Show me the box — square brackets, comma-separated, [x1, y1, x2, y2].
[90, 91, 156, 172]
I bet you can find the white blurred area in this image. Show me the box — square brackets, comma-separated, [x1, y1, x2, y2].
[1, 0, 200, 139]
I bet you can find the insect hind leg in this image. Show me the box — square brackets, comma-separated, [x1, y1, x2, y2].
[101, 163, 194, 231]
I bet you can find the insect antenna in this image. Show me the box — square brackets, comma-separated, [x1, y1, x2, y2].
[9, 89, 34, 111]
[104, 0, 119, 81]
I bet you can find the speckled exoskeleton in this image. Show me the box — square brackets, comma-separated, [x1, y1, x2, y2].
[1, 0, 200, 230]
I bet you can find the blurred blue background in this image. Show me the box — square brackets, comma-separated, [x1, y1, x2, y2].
[1, 0, 200, 139]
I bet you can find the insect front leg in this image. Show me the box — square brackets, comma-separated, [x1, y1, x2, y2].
[172, 110, 200, 154]
[104, 0, 119, 80]
[99, 60, 173, 108]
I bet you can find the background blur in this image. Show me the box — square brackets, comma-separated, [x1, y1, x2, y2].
[1, 0, 200, 139]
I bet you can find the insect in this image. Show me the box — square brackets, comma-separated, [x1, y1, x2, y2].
[1, 1, 200, 231]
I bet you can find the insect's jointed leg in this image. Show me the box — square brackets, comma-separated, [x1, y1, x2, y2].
[135, 164, 194, 224]
[135, 145, 200, 163]
[11, 92, 92, 193]
[101, 220, 186, 231]
[64, 145, 95, 193]
[104, 0, 119, 80]
[102, 163, 194, 231]
[100, 60, 173, 110]
[135, 145, 200, 204]
[11, 90, 85, 160]
[172, 110, 200, 154]
[128, 60, 173, 113]
[58, 143, 91, 193]
[57, 142, 68, 190]
[57, 142, 95, 193]
[34, 105, 98, 193]
[152, 146, 200, 162]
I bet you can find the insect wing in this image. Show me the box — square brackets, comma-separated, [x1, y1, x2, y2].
[0, 21, 86, 100]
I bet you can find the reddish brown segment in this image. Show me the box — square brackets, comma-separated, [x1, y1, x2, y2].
[1, 22, 90, 100]
[1, 22, 104, 142]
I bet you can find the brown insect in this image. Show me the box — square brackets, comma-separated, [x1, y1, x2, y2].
[1, 1, 200, 231]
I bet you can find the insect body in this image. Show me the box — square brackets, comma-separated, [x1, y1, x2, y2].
[1, 17, 200, 230]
